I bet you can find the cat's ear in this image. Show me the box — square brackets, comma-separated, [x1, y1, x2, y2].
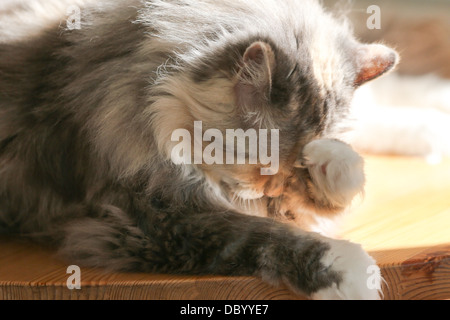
[354, 44, 399, 87]
[234, 41, 276, 109]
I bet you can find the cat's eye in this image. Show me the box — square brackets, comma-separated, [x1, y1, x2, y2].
[286, 64, 298, 80]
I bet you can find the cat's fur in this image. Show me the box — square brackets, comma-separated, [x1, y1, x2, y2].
[0, 0, 398, 299]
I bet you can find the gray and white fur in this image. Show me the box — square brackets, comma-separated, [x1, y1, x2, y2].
[0, 0, 398, 299]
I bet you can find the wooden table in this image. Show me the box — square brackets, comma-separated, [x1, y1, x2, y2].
[0, 156, 449, 300]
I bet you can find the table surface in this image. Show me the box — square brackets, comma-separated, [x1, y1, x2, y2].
[0, 155, 449, 300]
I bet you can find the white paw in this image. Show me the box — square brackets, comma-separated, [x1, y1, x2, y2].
[312, 238, 382, 300]
[303, 139, 365, 208]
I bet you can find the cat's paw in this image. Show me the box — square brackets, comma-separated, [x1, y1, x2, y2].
[311, 238, 382, 300]
[303, 139, 365, 208]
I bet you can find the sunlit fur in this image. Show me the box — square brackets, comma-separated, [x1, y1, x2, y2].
[0, 0, 396, 299]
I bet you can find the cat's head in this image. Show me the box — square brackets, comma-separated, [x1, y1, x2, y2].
[148, 0, 398, 203]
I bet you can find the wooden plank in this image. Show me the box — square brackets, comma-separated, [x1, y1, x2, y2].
[0, 237, 301, 300]
[0, 155, 449, 300]
[371, 245, 450, 300]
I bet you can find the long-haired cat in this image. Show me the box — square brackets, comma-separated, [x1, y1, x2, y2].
[0, 0, 398, 299]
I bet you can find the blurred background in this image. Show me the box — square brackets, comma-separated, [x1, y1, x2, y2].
[324, 0, 450, 162]
[325, 0, 450, 77]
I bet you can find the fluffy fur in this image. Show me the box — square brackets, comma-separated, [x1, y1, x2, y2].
[0, 0, 398, 299]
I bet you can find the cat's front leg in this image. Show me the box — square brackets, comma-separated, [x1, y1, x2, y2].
[301, 139, 365, 210]
[294, 139, 381, 299]
[58, 205, 381, 300]
[308, 235, 381, 300]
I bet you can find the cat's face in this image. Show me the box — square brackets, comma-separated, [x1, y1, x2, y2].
[155, 2, 398, 203]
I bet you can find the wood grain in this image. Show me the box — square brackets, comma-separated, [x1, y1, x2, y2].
[340, 156, 450, 300]
[0, 237, 301, 300]
[0, 155, 449, 300]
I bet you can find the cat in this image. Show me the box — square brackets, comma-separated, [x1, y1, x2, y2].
[0, 0, 398, 300]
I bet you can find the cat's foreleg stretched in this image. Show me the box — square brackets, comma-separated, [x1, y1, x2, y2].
[58, 199, 380, 299]
[270, 139, 381, 299]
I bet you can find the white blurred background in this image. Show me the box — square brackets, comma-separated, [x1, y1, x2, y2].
[324, 0, 450, 163]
